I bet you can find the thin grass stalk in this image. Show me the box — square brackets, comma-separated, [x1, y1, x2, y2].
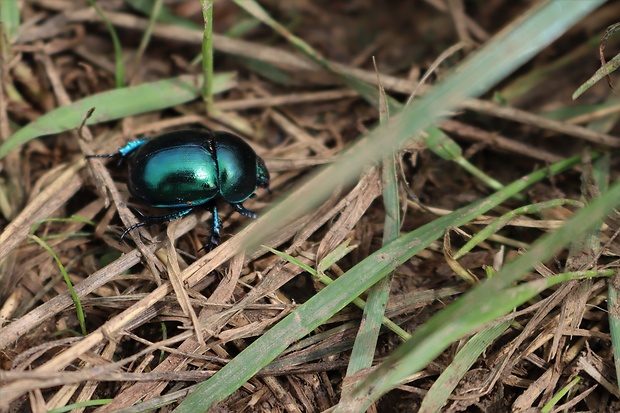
[28, 235, 86, 336]
[200, 0, 215, 113]
[129, 0, 163, 81]
[87, 0, 125, 88]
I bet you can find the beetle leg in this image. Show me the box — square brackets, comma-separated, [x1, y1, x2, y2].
[199, 205, 222, 252]
[119, 221, 148, 243]
[119, 208, 193, 243]
[232, 203, 257, 219]
[86, 152, 120, 159]
[210, 204, 222, 246]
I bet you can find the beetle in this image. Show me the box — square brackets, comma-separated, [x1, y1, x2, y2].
[87, 129, 270, 247]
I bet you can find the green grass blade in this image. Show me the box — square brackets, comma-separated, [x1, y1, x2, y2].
[344, 187, 620, 412]
[345, 78, 400, 382]
[238, 0, 605, 257]
[573, 52, 620, 100]
[0, 73, 236, 160]
[173, 154, 586, 412]
[0, 0, 20, 44]
[47, 398, 113, 413]
[30, 215, 95, 234]
[598, 157, 620, 390]
[29, 235, 87, 336]
[124, 0, 201, 29]
[609, 271, 620, 388]
[419, 320, 512, 413]
[264, 244, 409, 340]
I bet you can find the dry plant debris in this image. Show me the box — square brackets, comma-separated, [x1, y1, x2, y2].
[2, 1, 620, 412]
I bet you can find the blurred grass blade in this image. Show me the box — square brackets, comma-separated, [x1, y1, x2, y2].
[500, 35, 600, 102]
[609, 270, 620, 389]
[169, 1, 604, 411]
[344, 71, 399, 388]
[0, 0, 20, 44]
[343, 184, 620, 412]
[425, 127, 513, 196]
[0, 73, 236, 160]
[129, 0, 163, 78]
[238, 1, 604, 257]
[173, 154, 587, 413]
[231, 0, 400, 113]
[125, 0, 201, 29]
[317, 240, 356, 272]
[201, 0, 215, 113]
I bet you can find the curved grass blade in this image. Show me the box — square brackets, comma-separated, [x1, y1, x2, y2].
[0, 73, 236, 160]
[29, 235, 87, 336]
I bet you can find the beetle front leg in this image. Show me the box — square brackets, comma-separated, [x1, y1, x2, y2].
[86, 138, 151, 159]
[208, 205, 222, 247]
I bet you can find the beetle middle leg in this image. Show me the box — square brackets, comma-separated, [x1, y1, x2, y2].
[208, 204, 222, 248]
[119, 208, 194, 243]
[198, 204, 222, 252]
[231, 203, 257, 219]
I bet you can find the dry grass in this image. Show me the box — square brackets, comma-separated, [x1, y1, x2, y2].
[2, 1, 620, 412]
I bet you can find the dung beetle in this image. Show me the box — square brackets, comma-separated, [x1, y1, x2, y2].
[87, 129, 270, 247]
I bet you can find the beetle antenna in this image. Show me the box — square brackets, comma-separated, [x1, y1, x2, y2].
[86, 153, 120, 159]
